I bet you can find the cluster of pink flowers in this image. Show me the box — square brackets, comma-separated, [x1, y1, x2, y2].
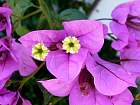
[0, 0, 140, 105]
[0, 6, 36, 105]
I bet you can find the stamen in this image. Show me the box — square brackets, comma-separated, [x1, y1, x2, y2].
[32, 43, 49, 61]
[62, 36, 80, 54]
[79, 68, 94, 96]
[80, 82, 90, 96]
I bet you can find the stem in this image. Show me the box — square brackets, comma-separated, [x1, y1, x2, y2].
[32, 4, 40, 9]
[96, 18, 113, 21]
[96, 18, 118, 23]
[38, 0, 53, 29]
[53, 97, 63, 105]
[21, 9, 41, 20]
[12, 9, 41, 21]
[6, 80, 21, 87]
[13, 9, 42, 29]
[18, 62, 45, 90]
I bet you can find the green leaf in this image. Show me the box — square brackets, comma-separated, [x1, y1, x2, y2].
[38, 0, 60, 29]
[7, 0, 33, 17]
[0, 0, 4, 3]
[38, 84, 52, 105]
[15, 24, 29, 36]
[7, 0, 33, 36]
[59, 8, 87, 21]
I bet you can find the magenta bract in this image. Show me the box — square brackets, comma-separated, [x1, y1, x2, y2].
[0, 7, 12, 36]
[0, 37, 37, 88]
[0, 88, 32, 105]
[110, 0, 140, 50]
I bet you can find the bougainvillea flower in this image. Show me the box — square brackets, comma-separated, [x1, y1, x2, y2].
[0, 37, 37, 84]
[110, 0, 140, 50]
[120, 48, 140, 74]
[40, 68, 133, 105]
[86, 54, 136, 95]
[0, 88, 32, 105]
[0, 7, 12, 36]
[19, 20, 104, 81]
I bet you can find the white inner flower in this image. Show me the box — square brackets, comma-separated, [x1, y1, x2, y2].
[32, 43, 49, 61]
[62, 36, 81, 54]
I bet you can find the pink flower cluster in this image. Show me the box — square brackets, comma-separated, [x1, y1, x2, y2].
[0, 6, 37, 105]
[0, 0, 140, 105]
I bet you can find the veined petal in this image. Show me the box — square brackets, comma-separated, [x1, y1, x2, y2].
[6, 17, 12, 36]
[19, 30, 66, 55]
[121, 48, 140, 74]
[111, 89, 133, 105]
[78, 27, 104, 54]
[63, 20, 103, 37]
[11, 41, 37, 76]
[0, 7, 12, 36]
[46, 48, 88, 81]
[130, 0, 140, 17]
[0, 77, 10, 89]
[0, 90, 17, 105]
[111, 2, 130, 24]
[86, 54, 136, 96]
[110, 21, 129, 50]
[0, 7, 12, 16]
[0, 54, 18, 80]
[39, 79, 74, 97]
[69, 80, 112, 105]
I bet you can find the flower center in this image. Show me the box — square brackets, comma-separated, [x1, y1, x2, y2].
[62, 36, 80, 54]
[79, 68, 94, 96]
[32, 43, 49, 61]
[80, 82, 90, 96]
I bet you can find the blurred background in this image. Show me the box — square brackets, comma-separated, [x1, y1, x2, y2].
[89, 0, 128, 27]
[89, 0, 128, 19]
